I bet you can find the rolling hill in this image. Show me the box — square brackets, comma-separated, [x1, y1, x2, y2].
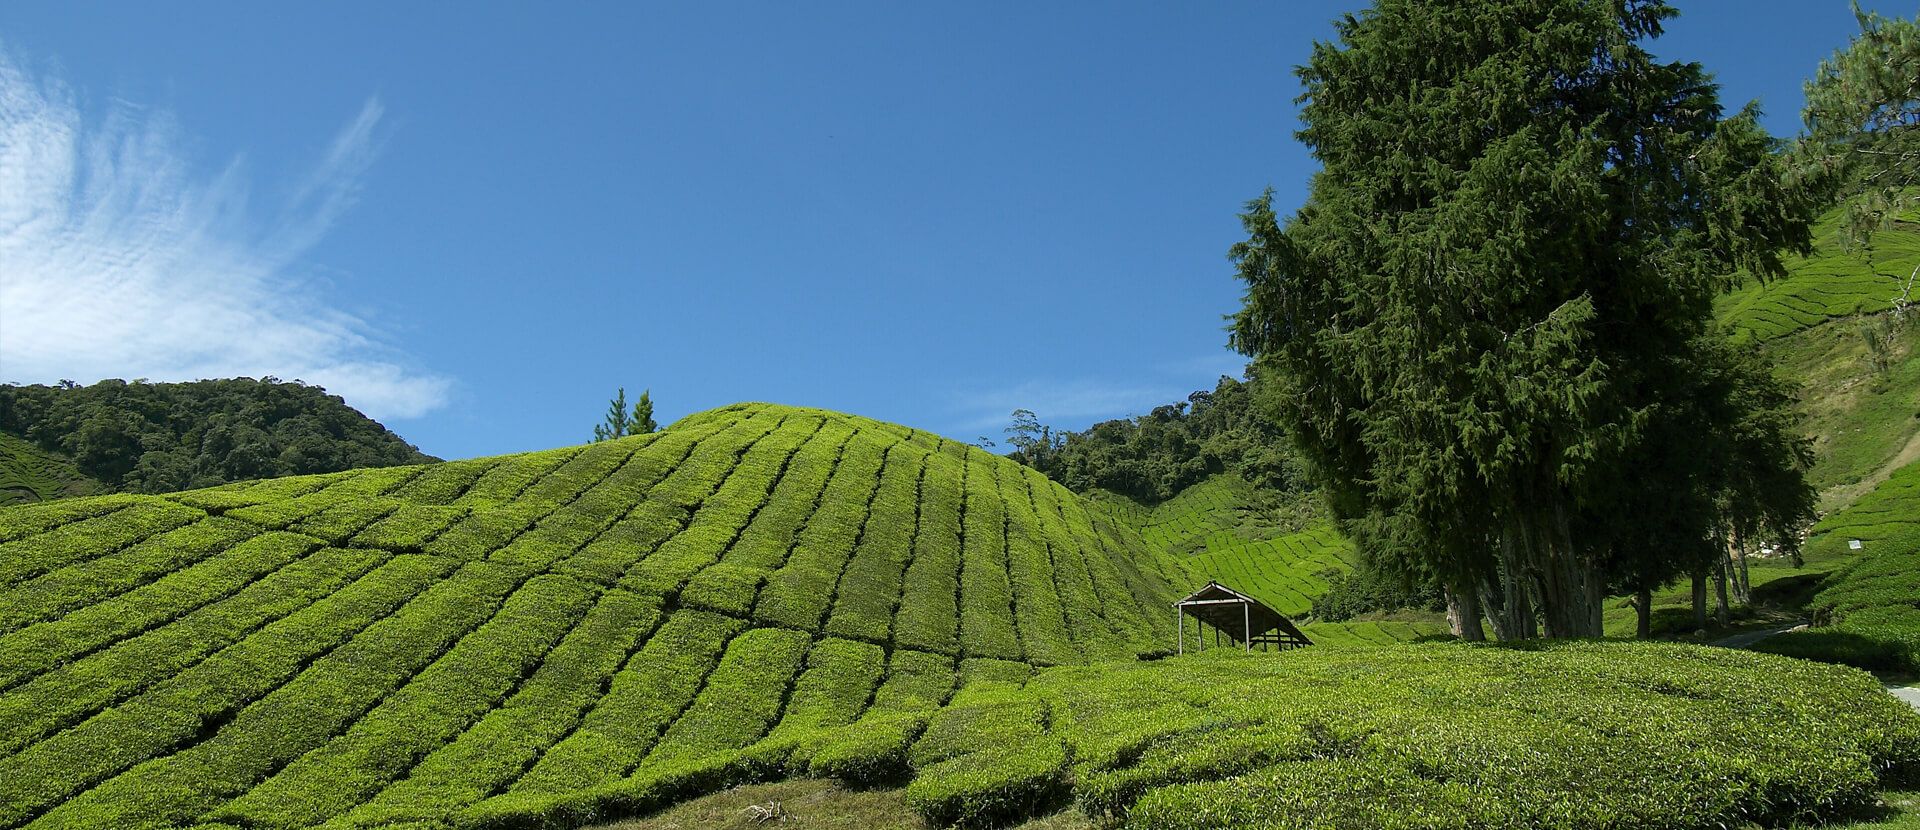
[0, 403, 1197, 830]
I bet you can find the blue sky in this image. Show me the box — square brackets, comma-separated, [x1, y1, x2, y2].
[0, 2, 1900, 460]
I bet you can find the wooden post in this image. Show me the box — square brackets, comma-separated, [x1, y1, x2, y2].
[1243, 600, 1251, 652]
[1176, 606, 1183, 655]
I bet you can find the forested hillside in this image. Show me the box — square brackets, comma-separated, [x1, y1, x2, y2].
[0, 378, 432, 504]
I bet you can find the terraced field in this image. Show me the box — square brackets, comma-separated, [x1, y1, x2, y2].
[0, 434, 105, 507]
[1094, 476, 1354, 620]
[0, 403, 1193, 830]
[1805, 459, 1920, 563]
[1181, 526, 1351, 618]
[1753, 459, 1920, 673]
[1295, 620, 1448, 646]
[1715, 210, 1920, 342]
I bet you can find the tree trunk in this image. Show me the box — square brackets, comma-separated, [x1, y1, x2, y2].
[1517, 504, 1602, 639]
[1480, 581, 1514, 641]
[1736, 543, 1752, 604]
[1445, 583, 1486, 642]
[1690, 570, 1708, 632]
[1714, 560, 1731, 626]
[1635, 586, 1652, 639]
[1727, 528, 1751, 605]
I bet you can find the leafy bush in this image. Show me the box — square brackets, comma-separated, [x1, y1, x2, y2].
[907, 643, 1920, 829]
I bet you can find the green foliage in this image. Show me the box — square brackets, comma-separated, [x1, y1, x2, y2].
[1229, 0, 1817, 638]
[1008, 376, 1304, 505]
[1800, 8, 1920, 251]
[1309, 566, 1443, 623]
[593, 387, 659, 443]
[0, 377, 430, 493]
[1038, 644, 1910, 829]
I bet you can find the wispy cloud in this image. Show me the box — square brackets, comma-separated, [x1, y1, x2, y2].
[0, 52, 449, 420]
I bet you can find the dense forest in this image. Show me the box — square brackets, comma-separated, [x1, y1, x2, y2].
[1001, 373, 1304, 504]
[0, 378, 432, 495]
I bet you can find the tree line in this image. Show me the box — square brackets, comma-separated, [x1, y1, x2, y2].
[0, 378, 432, 494]
[999, 374, 1307, 505]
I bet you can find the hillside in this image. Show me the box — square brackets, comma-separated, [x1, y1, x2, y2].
[1755, 457, 1920, 673]
[1091, 476, 1347, 616]
[0, 378, 433, 500]
[1706, 207, 1920, 511]
[0, 435, 106, 506]
[1715, 211, 1920, 343]
[0, 403, 1912, 829]
[0, 403, 1193, 830]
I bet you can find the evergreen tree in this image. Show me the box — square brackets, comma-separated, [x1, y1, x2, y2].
[1228, 0, 1814, 638]
[632, 389, 658, 435]
[591, 387, 631, 442]
[591, 387, 657, 442]
[1801, 6, 1920, 263]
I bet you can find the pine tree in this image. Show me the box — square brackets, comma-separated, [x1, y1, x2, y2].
[592, 387, 657, 442]
[631, 389, 658, 435]
[591, 387, 632, 443]
[1228, 0, 1813, 638]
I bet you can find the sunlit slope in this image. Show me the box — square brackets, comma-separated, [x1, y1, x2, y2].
[1715, 209, 1920, 342]
[1094, 475, 1354, 617]
[0, 403, 1189, 830]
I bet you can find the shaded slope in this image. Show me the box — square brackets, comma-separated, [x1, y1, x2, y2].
[0, 434, 106, 507]
[0, 403, 1189, 830]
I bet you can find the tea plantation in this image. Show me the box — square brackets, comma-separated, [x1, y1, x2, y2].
[0, 403, 1194, 829]
[0, 435, 105, 507]
[1, 403, 1914, 829]
[1754, 459, 1920, 673]
[1714, 208, 1920, 343]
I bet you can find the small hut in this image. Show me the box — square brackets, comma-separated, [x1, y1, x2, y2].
[1173, 581, 1312, 653]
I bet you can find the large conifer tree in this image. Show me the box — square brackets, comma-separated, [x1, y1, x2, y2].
[1229, 0, 1813, 637]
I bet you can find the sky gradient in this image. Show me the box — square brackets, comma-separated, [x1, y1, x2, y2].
[0, 2, 1900, 460]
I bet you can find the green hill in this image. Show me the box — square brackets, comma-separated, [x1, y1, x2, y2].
[0, 403, 1194, 830]
[1703, 206, 1920, 510]
[1715, 210, 1920, 343]
[1753, 458, 1920, 673]
[1092, 476, 1354, 619]
[0, 435, 106, 507]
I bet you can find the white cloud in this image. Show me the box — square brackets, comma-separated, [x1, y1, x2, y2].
[0, 52, 450, 420]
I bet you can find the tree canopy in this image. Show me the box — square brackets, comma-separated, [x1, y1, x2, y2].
[1003, 374, 1307, 504]
[0, 378, 432, 494]
[1228, 0, 1815, 638]
[1801, 5, 1920, 264]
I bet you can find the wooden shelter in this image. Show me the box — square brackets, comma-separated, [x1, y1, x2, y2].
[1174, 581, 1313, 653]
